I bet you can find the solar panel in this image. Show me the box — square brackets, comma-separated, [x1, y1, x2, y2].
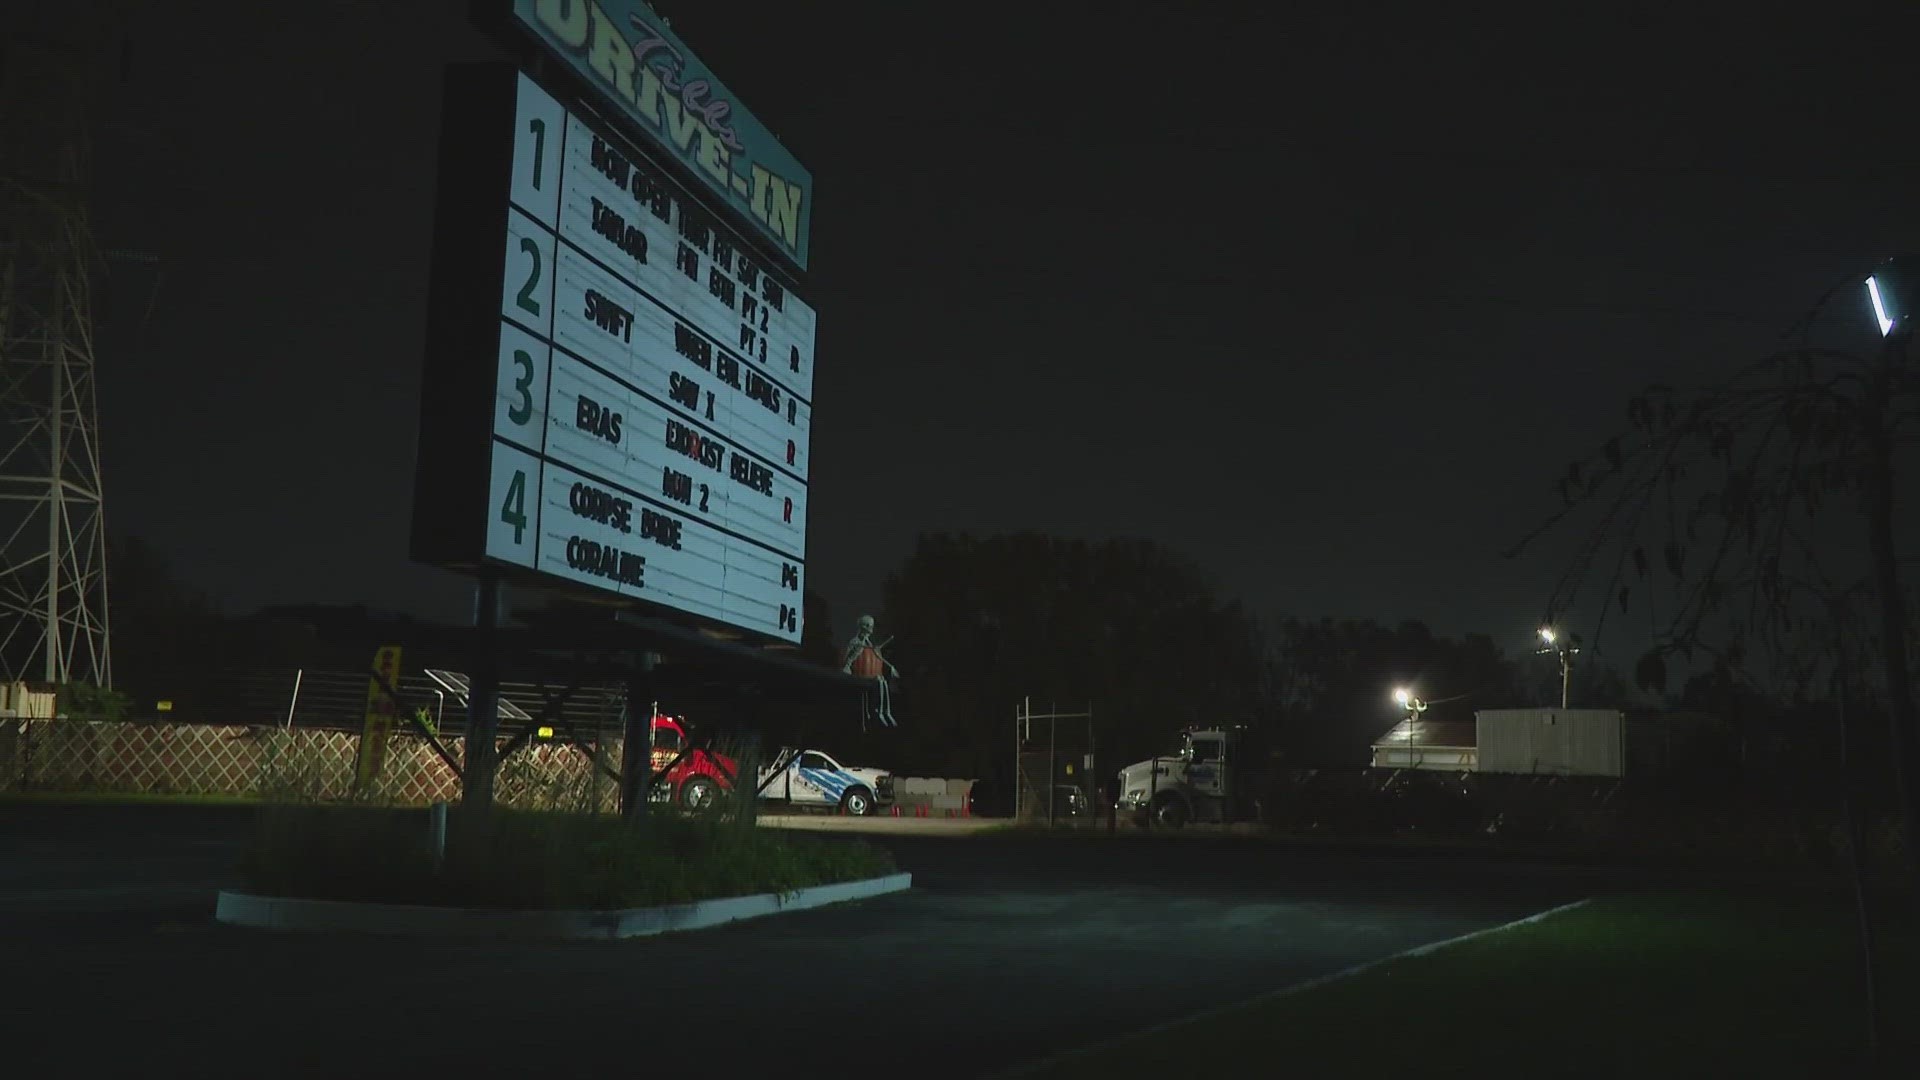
[422, 668, 535, 723]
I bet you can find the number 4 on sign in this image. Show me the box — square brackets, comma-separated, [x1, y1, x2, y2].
[501, 470, 528, 543]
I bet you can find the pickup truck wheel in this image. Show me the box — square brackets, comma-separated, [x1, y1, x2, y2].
[681, 778, 720, 813]
[1151, 795, 1188, 830]
[840, 787, 874, 816]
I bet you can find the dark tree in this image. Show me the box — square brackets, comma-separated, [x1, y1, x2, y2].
[1266, 617, 1520, 764]
[1510, 323, 1916, 806]
[104, 533, 215, 707]
[1514, 289, 1916, 1050]
[879, 532, 1267, 777]
[799, 587, 835, 667]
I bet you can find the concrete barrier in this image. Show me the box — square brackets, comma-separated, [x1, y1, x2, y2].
[215, 872, 914, 939]
[887, 776, 977, 808]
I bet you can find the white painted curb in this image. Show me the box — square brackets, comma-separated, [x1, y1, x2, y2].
[214, 872, 912, 939]
[992, 896, 1594, 1078]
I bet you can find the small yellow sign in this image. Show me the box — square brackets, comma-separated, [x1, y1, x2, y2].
[156, 700, 173, 713]
[353, 645, 404, 787]
[536, 725, 554, 739]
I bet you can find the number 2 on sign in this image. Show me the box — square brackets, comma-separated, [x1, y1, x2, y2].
[516, 238, 542, 316]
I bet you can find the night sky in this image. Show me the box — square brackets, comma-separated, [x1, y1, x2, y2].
[84, 2, 1919, 663]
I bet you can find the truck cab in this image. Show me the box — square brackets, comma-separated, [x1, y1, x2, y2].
[646, 714, 739, 811]
[1114, 725, 1265, 829]
[757, 747, 894, 816]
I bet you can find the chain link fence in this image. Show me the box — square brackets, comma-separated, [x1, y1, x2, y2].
[0, 717, 628, 811]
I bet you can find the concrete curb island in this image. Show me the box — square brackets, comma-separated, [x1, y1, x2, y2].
[214, 872, 913, 939]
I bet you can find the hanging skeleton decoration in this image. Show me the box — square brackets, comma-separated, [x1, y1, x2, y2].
[842, 614, 898, 728]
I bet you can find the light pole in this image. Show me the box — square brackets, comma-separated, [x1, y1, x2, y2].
[1537, 627, 1581, 709]
[1861, 255, 1920, 890]
[1864, 256, 1914, 337]
[1392, 687, 1427, 768]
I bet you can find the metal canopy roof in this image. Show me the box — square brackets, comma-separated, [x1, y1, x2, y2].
[422, 668, 536, 723]
[496, 610, 880, 700]
[1372, 717, 1477, 749]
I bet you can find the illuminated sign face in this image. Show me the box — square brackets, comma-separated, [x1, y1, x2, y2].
[414, 70, 813, 644]
[511, 0, 813, 271]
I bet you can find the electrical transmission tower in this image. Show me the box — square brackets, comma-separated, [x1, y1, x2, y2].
[0, 1, 123, 686]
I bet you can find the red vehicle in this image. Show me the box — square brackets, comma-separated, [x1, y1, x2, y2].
[646, 714, 737, 811]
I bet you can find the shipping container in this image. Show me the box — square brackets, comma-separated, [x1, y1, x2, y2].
[1475, 708, 1625, 777]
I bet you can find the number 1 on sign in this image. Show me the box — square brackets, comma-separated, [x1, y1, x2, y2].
[528, 118, 546, 189]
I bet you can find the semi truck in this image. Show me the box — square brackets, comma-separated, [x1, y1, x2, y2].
[646, 713, 740, 811]
[1113, 724, 1271, 829]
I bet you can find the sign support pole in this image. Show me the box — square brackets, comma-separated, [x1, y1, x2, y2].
[463, 574, 503, 814]
[620, 651, 659, 821]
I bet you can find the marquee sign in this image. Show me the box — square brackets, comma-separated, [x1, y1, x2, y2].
[504, 0, 814, 271]
[412, 66, 814, 644]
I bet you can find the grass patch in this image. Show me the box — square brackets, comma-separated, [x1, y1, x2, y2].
[969, 822, 1556, 853]
[239, 804, 897, 910]
[1028, 889, 1919, 1077]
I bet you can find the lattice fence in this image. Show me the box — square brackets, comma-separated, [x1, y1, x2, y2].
[0, 718, 624, 811]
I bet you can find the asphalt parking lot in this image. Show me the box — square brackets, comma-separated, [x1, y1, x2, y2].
[2, 803, 1618, 1077]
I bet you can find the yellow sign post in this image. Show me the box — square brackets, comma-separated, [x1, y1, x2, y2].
[353, 646, 404, 789]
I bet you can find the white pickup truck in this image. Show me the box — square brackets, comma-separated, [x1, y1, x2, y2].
[756, 748, 895, 816]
